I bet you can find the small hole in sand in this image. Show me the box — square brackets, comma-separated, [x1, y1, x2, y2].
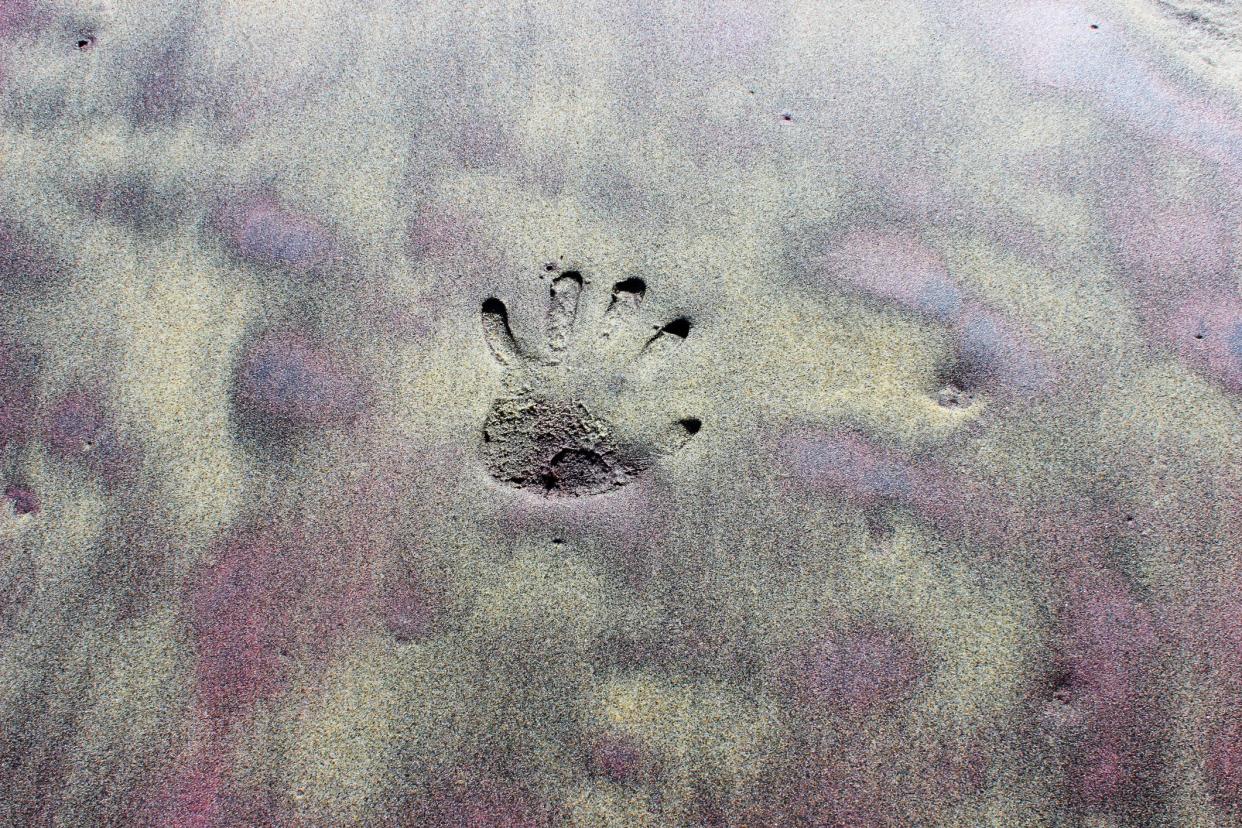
[1089, 23, 1100, 29]
[613, 277, 646, 297]
[544, 262, 558, 272]
[781, 112, 793, 122]
[76, 35, 96, 51]
[661, 317, 691, 339]
[679, 417, 702, 435]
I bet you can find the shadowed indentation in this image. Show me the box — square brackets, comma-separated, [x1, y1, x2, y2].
[601, 276, 650, 345]
[479, 272, 701, 497]
[546, 271, 583, 354]
[600, 277, 647, 342]
[480, 394, 633, 497]
[481, 297, 521, 366]
[643, 316, 691, 355]
[608, 277, 647, 312]
[938, 309, 1053, 397]
[661, 416, 703, 455]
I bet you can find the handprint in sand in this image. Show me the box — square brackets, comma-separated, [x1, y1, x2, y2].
[478, 268, 701, 497]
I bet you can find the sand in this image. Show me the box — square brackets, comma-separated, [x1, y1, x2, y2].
[1, 0, 1241, 825]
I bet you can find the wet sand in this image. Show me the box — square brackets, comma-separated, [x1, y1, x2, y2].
[1, 1, 1241, 826]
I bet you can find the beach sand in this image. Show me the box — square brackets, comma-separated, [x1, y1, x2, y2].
[1, 1, 1241, 825]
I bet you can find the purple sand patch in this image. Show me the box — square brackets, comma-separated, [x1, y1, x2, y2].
[0, 344, 36, 448]
[1179, 588, 1242, 811]
[589, 734, 645, 783]
[795, 625, 927, 716]
[38, 390, 138, 485]
[1047, 571, 1161, 811]
[915, 279, 965, 323]
[0, 0, 32, 38]
[779, 428, 923, 510]
[950, 308, 1053, 395]
[185, 520, 381, 728]
[1102, 175, 1236, 301]
[240, 212, 330, 267]
[1209, 717, 1242, 810]
[42, 392, 105, 459]
[381, 571, 436, 643]
[403, 777, 554, 828]
[956, 314, 1005, 367]
[216, 198, 335, 272]
[817, 229, 965, 324]
[1164, 295, 1242, 391]
[1227, 323, 1242, 365]
[235, 331, 368, 428]
[3, 485, 38, 515]
[0, 222, 62, 287]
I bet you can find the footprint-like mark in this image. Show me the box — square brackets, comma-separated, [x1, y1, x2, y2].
[479, 271, 701, 497]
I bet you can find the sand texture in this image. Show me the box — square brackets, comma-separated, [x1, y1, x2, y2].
[1, 0, 1241, 825]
